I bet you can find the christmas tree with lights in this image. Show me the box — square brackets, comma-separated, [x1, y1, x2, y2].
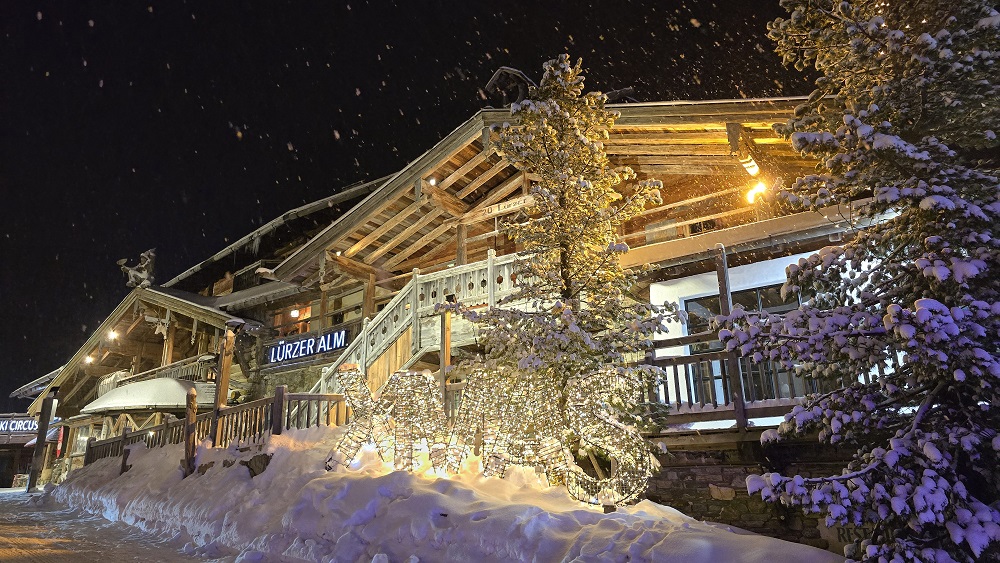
[455, 55, 672, 504]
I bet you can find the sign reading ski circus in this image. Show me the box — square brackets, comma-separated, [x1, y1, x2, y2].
[0, 417, 38, 434]
[266, 330, 349, 364]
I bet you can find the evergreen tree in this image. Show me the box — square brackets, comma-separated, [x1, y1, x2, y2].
[455, 55, 671, 504]
[725, 1, 1000, 561]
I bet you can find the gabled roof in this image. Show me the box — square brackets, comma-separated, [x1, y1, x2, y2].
[271, 97, 815, 292]
[29, 286, 235, 416]
[9, 366, 62, 399]
[164, 178, 387, 292]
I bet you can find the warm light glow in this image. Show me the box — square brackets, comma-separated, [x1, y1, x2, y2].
[428, 177, 437, 186]
[746, 181, 768, 204]
[84, 356, 94, 364]
[107, 330, 118, 340]
[289, 309, 300, 318]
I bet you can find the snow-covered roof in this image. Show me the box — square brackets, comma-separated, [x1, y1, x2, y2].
[9, 365, 62, 399]
[163, 178, 387, 291]
[80, 379, 216, 414]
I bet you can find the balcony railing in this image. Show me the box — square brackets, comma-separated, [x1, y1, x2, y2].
[97, 354, 218, 398]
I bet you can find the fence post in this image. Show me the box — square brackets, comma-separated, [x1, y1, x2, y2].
[272, 385, 286, 436]
[84, 437, 95, 466]
[716, 244, 748, 431]
[184, 388, 198, 477]
[411, 268, 421, 354]
[486, 249, 496, 308]
[359, 317, 370, 372]
[120, 428, 132, 476]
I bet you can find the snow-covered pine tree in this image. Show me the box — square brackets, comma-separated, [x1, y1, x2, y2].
[725, 1, 1000, 561]
[456, 55, 671, 502]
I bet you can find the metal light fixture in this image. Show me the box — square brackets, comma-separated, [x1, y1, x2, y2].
[739, 155, 760, 177]
[746, 181, 768, 204]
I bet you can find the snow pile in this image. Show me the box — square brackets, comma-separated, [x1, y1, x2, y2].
[51, 427, 840, 562]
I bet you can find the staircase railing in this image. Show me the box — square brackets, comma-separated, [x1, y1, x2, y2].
[307, 250, 520, 393]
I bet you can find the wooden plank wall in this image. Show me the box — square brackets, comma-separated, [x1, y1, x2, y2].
[366, 327, 413, 393]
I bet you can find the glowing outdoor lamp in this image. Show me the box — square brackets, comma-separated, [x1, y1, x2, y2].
[746, 181, 768, 204]
[739, 155, 760, 177]
[107, 329, 118, 340]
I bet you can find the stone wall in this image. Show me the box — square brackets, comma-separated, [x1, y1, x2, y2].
[644, 432, 852, 555]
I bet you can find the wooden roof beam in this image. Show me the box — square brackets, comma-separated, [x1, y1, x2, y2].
[383, 220, 457, 270]
[456, 160, 509, 199]
[344, 195, 429, 258]
[423, 182, 470, 217]
[461, 174, 525, 224]
[437, 147, 494, 191]
[328, 252, 397, 283]
[362, 208, 444, 265]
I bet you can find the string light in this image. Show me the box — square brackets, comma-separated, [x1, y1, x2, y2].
[328, 366, 655, 506]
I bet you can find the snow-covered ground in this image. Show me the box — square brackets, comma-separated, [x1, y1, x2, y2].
[49, 427, 841, 562]
[0, 487, 206, 561]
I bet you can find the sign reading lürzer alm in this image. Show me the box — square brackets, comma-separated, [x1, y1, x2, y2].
[266, 330, 348, 364]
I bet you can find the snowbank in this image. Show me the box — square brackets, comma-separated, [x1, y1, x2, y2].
[51, 427, 840, 562]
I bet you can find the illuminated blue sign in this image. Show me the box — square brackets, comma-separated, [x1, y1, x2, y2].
[266, 330, 348, 364]
[0, 418, 38, 434]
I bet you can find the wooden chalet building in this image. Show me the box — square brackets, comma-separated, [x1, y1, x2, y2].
[24, 95, 863, 481]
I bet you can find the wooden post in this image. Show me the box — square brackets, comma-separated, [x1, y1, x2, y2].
[319, 290, 329, 330]
[716, 244, 748, 431]
[84, 437, 95, 466]
[363, 273, 376, 319]
[486, 249, 496, 308]
[456, 224, 468, 266]
[410, 269, 421, 354]
[120, 428, 132, 475]
[161, 316, 176, 366]
[211, 329, 236, 446]
[183, 388, 197, 477]
[26, 394, 55, 491]
[440, 309, 452, 417]
[271, 385, 286, 436]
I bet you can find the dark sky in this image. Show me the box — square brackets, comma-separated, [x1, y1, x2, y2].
[0, 0, 810, 411]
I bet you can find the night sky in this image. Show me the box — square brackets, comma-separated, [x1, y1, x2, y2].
[0, 1, 811, 411]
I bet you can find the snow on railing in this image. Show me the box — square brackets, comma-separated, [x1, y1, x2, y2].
[307, 249, 520, 394]
[84, 390, 349, 467]
[100, 354, 217, 398]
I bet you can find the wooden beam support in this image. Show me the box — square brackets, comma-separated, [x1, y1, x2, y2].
[123, 314, 145, 337]
[456, 160, 509, 199]
[383, 219, 456, 270]
[344, 196, 429, 258]
[160, 321, 176, 366]
[363, 273, 376, 318]
[438, 147, 494, 191]
[216, 330, 234, 409]
[461, 174, 525, 223]
[456, 223, 468, 266]
[328, 252, 399, 287]
[424, 183, 470, 217]
[363, 208, 444, 265]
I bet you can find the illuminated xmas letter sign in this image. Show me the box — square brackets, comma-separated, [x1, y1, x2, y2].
[266, 330, 348, 364]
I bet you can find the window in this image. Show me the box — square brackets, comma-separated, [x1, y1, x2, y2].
[684, 283, 797, 353]
[273, 305, 312, 337]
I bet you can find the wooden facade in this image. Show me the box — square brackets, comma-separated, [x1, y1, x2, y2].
[20, 96, 860, 482]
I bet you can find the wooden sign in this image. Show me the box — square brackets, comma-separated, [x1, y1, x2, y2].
[463, 195, 535, 224]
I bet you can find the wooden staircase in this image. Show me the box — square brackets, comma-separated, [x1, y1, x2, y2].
[306, 250, 520, 393]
